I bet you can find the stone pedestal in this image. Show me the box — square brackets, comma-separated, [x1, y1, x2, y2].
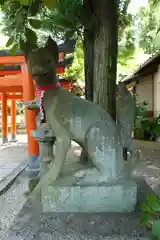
[1, 136, 8, 145]
[31, 128, 56, 178]
[41, 154, 137, 213]
[42, 181, 137, 213]
[10, 133, 17, 142]
[26, 128, 56, 194]
[38, 137, 56, 178]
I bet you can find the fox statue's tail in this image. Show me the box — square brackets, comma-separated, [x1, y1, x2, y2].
[116, 82, 137, 161]
[116, 82, 143, 176]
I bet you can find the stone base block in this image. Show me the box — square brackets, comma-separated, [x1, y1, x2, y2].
[40, 147, 137, 213]
[10, 133, 17, 142]
[25, 166, 40, 179]
[1, 136, 8, 144]
[41, 180, 137, 213]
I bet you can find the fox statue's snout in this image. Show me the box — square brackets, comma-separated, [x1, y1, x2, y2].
[31, 65, 49, 79]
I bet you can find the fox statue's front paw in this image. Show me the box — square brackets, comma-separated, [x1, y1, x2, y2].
[74, 169, 106, 186]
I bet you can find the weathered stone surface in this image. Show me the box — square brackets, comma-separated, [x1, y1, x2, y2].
[31, 122, 56, 179]
[42, 180, 137, 213]
[41, 153, 137, 213]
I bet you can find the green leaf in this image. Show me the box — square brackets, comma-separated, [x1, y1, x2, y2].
[151, 236, 159, 240]
[19, 38, 26, 52]
[19, 0, 31, 5]
[146, 193, 160, 212]
[6, 36, 14, 48]
[146, 193, 159, 203]
[140, 203, 152, 213]
[0, 0, 6, 5]
[25, 28, 37, 44]
[140, 212, 154, 225]
[43, 0, 57, 9]
[10, 44, 18, 56]
[152, 219, 160, 237]
[156, 25, 160, 35]
[30, 2, 40, 15]
[29, 19, 41, 29]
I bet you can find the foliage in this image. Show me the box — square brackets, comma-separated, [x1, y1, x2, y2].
[134, 100, 160, 141]
[136, 100, 148, 119]
[134, 101, 150, 140]
[0, 0, 136, 101]
[150, 0, 160, 35]
[150, 115, 160, 140]
[40, 0, 135, 64]
[137, 3, 160, 55]
[40, 0, 83, 42]
[0, 0, 135, 63]
[0, 0, 83, 51]
[0, 0, 57, 51]
[0, 1, 40, 52]
[140, 192, 160, 239]
[118, 25, 136, 65]
[60, 40, 84, 80]
[134, 116, 160, 141]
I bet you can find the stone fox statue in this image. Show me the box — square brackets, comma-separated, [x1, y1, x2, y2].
[23, 37, 133, 188]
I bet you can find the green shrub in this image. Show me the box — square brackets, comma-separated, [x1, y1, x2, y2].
[134, 100, 160, 141]
[140, 193, 160, 239]
[150, 116, 160, 140]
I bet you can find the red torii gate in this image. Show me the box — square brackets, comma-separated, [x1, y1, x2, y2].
[0, 46, 73, 170]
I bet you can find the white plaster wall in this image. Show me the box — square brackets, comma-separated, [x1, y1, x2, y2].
[136, 75, 153, 112]
[153, 64, 160, 117]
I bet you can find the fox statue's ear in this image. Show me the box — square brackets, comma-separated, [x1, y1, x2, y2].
[45, 36, 59, 63]
[20, 39, 37, 60]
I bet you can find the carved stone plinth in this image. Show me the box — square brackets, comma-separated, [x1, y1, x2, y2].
[41, 152, 137, 213]
[38, 137, 56, 178]
[42, 181, 137, 213]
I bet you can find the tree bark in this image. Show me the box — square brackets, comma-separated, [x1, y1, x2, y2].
[80, 0, 95, 164]
[80, 0, 119, 164]
[93, 0, 119, 121]
[84, 28, 94, 101]
[83, 0, 95, 101]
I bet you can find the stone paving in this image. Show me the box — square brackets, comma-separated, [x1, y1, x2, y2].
[0, 135, 28, 193]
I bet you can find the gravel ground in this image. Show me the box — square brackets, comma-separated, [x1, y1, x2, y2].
[1, 140, 160, 240]
[133, 140, 160, 195]
[0, 172, 28, 239]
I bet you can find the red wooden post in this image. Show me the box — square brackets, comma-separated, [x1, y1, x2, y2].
[1, 93, 8, 144]
[11, 99, 17, 141]
[21, 63, 39, 173]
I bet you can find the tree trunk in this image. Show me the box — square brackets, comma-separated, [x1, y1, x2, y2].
[84, 28, 94, 101]
[83, 0, 95, 101]
[93, 0, 119, 121]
